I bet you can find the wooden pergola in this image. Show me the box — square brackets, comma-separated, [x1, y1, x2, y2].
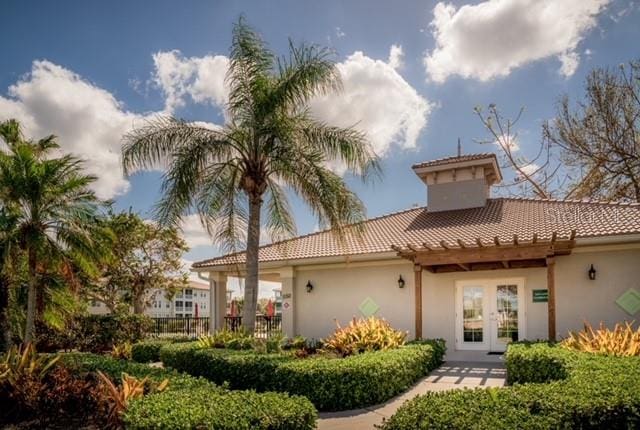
[391, 230, 576, 341]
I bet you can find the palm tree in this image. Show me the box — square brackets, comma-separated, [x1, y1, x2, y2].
[122, 19, 380, 333]
[0, 119, 110, 343]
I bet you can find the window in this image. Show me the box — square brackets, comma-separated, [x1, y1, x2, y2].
[463, 286, 484, 343]
[185, 302, 193, 309]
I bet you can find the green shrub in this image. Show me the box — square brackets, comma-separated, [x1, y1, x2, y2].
[61, 353, 317, 429]
[160, 339, 446, 411]
[505, 341, 571, 384]
[37, 314, 153, 353]
[381, 344, 640, 430]
[132, 340, 172, 363]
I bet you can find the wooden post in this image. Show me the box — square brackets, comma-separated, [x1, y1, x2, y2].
[546, 257, 556, 341]
[414, 264, 423, 339]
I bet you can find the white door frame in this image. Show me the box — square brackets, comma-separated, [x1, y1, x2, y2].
[455, 277, 526, 352]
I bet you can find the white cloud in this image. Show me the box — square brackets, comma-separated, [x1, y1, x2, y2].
[152, 50, 229, 113]
[0, 60, 147, 199]
[388, 44, 404, 70]
[424, 0, 611, 83]
[310, 46, 432, 157]
[179, 214, 215, 248]
[152, 47, 431, 161]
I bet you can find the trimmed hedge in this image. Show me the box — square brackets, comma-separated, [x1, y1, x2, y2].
[131, 340, 175, 363]
[381, 343, 640, 429]
[160, 339, 446, 411]
[61, 353, 317, 429]
[37, 314, 153, 353]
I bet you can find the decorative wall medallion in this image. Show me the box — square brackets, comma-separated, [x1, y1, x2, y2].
[359, 297, 380, 317]
[616, 288, 640, 315]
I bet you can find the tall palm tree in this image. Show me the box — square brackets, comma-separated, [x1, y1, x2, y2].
[122, 19, 380, 333]
[0, 119, 109, 343]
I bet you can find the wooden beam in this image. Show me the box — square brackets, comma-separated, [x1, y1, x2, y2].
[414, 242, 572, 266]
[414, 264, 423, 339]
[513, 234, 519, 246]
[551, 232, 557, 243]
[457, 239, 467, 249]
[494, 236, 501, 246]
[439, 240, 450, 250]
[457, 263, 471, 271]
[532, 233, 538, 244]
[501, 261, 509, 269]
[407, 244, 419, 252]
[475, 238, 484, 247]
[547, 257, 556, 341]
[390, 245, 403, 253]
[422, 242, 434, 251]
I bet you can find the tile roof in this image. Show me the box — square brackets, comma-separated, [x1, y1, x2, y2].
[412, 153, 497, 169]
[193, 197, 640, 268]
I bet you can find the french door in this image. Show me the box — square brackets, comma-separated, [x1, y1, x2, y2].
[455, 278, 525, 352]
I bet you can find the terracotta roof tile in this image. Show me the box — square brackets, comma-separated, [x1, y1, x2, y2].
[412, 153, 497, 169]
[193, 197, 640, 268]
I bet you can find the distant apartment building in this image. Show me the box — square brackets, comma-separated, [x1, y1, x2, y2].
[89, 281, 212, 318]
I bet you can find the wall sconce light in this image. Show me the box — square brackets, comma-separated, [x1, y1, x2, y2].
[397, 275, 405, 289]
[306, 280, 314, 293]
[588, 264, 596, 280]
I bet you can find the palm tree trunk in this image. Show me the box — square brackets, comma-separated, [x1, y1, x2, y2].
[242, 195, 262, 334]
[24, 248, 38, 344]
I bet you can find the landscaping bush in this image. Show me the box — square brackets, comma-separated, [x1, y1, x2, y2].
[36, 313, 153, 353]
[381, 343, 640, 429]
[562, 320, 640, 356]
[132, 340, 173, 363]
[63, 353, 318, 429]
[322, 316, 407, 357]
[504, 341, 571, 384]
[160, 339, 446, 411]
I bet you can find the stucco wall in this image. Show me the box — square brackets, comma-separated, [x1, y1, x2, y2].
[555, 247, 640, 337]
[295, 262, 415, 339]
[290, 246, 640, 347]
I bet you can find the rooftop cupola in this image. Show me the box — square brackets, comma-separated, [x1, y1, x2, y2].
[412, 153, 502, 212]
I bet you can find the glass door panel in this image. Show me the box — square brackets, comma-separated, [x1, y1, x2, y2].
[462, 286, 484, 343]
[491, 284, 519, 351]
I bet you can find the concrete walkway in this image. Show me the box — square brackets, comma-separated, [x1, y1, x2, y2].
[316, 361, 506, 430]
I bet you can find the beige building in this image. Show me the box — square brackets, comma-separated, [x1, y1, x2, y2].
[89, 280, 212, 318]
[193, 154, 640, 358]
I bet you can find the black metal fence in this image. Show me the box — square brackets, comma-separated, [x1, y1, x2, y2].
[152, 317, 210, 338]
[151, 315, 282, 337]
[224, 315, 282, 338]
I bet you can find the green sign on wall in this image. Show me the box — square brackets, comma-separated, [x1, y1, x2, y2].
[532, 289, 548, 303]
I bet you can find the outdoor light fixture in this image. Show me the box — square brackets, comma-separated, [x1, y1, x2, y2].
[588, 264, 597, 280]
[306, 280, 314, 293]
[397, 275, 405, 289]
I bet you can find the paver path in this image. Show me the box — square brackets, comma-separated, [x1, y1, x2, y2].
[316, 361, 506, 430]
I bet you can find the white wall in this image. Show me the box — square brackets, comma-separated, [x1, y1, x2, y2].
[289, 246, 640, 348]
[295, 262, 415, 339]
[555, 247, 640, 337]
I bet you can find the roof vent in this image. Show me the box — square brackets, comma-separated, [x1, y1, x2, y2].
[412, 153, 502, 212]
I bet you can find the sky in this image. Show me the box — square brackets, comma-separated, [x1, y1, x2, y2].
[1, 0, 639, 296]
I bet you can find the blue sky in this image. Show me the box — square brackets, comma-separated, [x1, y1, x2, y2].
[1, 0, 639, 283]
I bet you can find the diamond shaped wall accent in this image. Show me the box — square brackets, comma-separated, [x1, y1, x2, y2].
[616, 288, 640, 315]
[359, 297, 380, 317]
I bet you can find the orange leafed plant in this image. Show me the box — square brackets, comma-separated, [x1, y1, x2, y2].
[323, 317, 407, 357]
[561, 321, 640, 357]
[96, 371, 168, 429]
